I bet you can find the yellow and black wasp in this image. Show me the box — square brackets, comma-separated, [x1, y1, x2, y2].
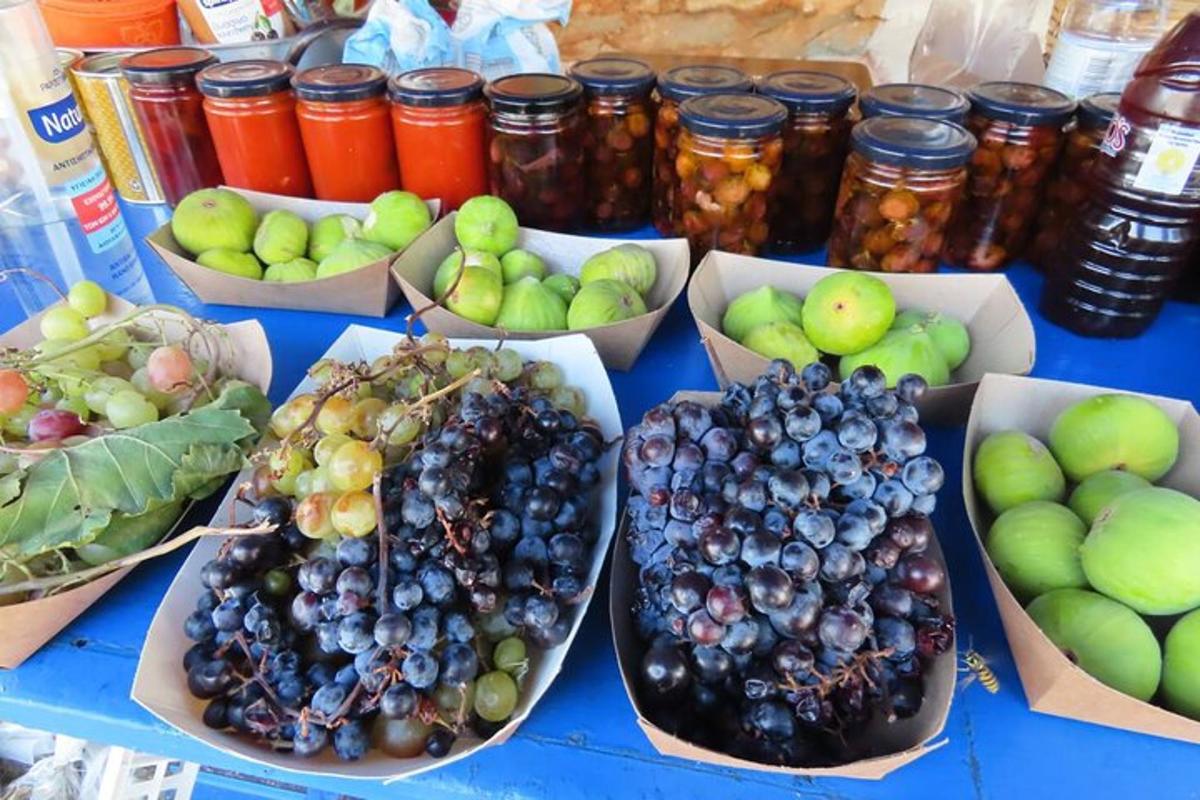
[958, 646, 999, 694]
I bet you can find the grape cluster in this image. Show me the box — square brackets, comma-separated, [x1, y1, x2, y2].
[623, 361, 954, 767]
[181, 346, 606, 762]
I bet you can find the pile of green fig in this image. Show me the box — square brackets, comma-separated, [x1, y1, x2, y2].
[973, 393, 1200, 718]
[721, 271, 970, 387]
[433, 195, 659, 332]
[174, 188, 432, 283]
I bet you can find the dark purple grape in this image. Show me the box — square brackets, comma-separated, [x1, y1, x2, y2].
[674, 401, 713, 441]
[749, 700, 795, 740]
[836, 411, 878, 452]
[812, 393, 843, 423]
[381, 684, 418, 718]
[801, 362, 832, 391]
[641, 644, 690, 696]
[784, 407, 821, 441]
[896, 554, 945, 594]
[876, 616, 917, 659]
[772, 640, 815, 677]
[780, 541, 819, 582]
[746, 415, 783, 450]
[874, 479, 915, 517]
[826, 449, 863, 485]
[700, 427, 737, 462]
[767, 585, 821, 638]
[740, 532, 781, 568]
[819, 542, 865, 582]
[870, 583, 913, 617]
[818, 607, 868, 652]
[847, 365, 886, 398]
[670, 572, 710, 613]
[801, 429, 839, 468]
[692, 645, 735, 683]
[835, 513, 874, 551]
[793, 509, 834, 548]
[803, 469, 831, 501]
[747, 565, 795, 612]
[699, 527, 740, 566]
[687, 609, 726, 646]
[706, 584, 748, 624]
[895, 374, 928, 404]
[721, 618, 761, 654]
[767, 470, 808, 509]
[865, 537, 903, 570]
[880, 420, 926, 460]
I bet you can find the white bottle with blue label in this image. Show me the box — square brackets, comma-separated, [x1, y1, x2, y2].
[0, 0, 154, 314]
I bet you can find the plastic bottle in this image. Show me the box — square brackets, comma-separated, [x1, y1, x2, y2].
[0, 0, 154, 314]
[1041, 12, 1200, 337]
[1044, 0, 1169, 100]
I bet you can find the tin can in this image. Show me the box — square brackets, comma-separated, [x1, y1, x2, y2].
[56, 48, 83, 69]
[70, 52, 164, 203]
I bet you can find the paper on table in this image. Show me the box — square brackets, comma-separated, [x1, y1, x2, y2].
[133, 326, 623, 780]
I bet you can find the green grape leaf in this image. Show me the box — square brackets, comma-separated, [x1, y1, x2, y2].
[0, 471, 21, 507]
[206, 379, 272, 437]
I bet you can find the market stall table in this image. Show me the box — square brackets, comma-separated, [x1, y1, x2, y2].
[0, 201, 1198, 799]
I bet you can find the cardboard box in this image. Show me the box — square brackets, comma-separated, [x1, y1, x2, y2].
[0, 296, 272, 669]
[688, 251, 1036, 425]
[391, 213, 690, 371]
[146, 189, 440, 318]
[610, 390, 956, 780]
[132, 327, 624, 780]
[963, 373, 1200, 745]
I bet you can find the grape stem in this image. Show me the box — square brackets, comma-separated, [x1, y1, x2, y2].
[373, 472, 390, 613]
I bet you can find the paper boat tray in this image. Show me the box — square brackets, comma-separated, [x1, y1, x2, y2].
[147, 188, 440, 318]
[391, 212, 690, 371]
[133, 326, 623, 780]
[963, 373, 1200, 744]
[0, 296, 272, 668]
[687, 251, 1036, 425]
[609, 390, 956, 780]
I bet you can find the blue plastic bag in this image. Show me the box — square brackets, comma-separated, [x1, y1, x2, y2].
[344, 0, 571, 80]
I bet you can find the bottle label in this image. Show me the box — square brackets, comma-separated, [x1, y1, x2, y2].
[1133, 123, 1200, 196]
[1100, 113, 1132, 158]
[26, 93, 86, 145]
[68, 163, 127, 254]
[1044, 31, 1154, 99]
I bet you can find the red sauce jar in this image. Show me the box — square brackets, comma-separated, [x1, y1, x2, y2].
[389, 67, 487, 212]
[293, 65, 401, 202]
[198, 60, 312, 198]
[121, 47, 222, 207]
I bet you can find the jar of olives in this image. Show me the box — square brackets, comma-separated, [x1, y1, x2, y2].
[860, 83, 970, 124]
[485, 73, 586, 231]
[1028, 92, 1120, 269]
[758, 70, 858, 253]
[828, 116, 976, 273]
[652, 65, 753, 236]
[944, 82, 1076, 271]
[568, 57, 657, 231]
[674, 93, 787, 262]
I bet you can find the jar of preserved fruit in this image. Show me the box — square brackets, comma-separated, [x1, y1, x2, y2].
[121, 47, 222, 206]
[674, 93, 787, 262]
[828, 116, 976, 273]
[860, 83, 970, 124]
[652, 65, 753, 236]
[198, 60, 312, 198]
[485, 73, 586, 231]
[944, 82, 1076, 271]
[1029, 92, 1120, 268]
[293, 65, 401, 202]
[389, 67, 487, 212]
[568, 56, 657, 231]
[758, 70, 858, 253]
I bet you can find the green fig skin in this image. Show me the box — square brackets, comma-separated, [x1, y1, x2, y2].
[740, 321, 819, 370]
[444, 266, 503, 326]
[567, 279, 647, 330]
[309, 214, 361, 262]
[362, 191, 432, 251]
[542, 274, 580, 305]
[801, 271, 895, 356]
[1163, 609, 1200, 721]
[973, 431, 1066, 514]
[316, 239, 393, 278]
[838, 329, 950, 388]
[721, 286, 805, 344]
[171, 188, 257, 255]
[891, 309, 971, 370]
[432, 250, 503, 299]
[1068, 469, 1152, 526]
[254, 209, 309, 265]
[263, 258, 318, 283]
[455, 196, 519, 256]
[1027, 588, 1162, 702]
[494, 276, 567, 331]
[986, 500, 1088, 600]
[500, 249, 547, 284]
[1080, 487, 1200, 615]
[579, 244, 657, 297]
[1049, 394, 1180, 482]
[197, 248, 263, 280]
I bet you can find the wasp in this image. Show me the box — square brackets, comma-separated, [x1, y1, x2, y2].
[959, 647, 999, 694]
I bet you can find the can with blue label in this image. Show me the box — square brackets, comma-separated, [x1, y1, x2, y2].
[0, 0, 154, 312]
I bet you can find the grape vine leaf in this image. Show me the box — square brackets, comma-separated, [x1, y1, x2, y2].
[0, 471, 21, 508]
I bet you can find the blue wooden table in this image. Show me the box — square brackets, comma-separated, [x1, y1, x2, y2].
[1, 202, 1198, 800]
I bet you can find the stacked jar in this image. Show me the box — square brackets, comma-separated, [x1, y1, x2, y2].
[389, 67, 488, 212]
[569, 57, 657, 231]
[484, 73, 587, 232]
[673, 93, 787, 262]
[860, 83, 970, 123]
[121, 47, 222, 206]
[757, 70, 858, 253]
[944, 82, 1076, 271]
[293, 65, 401, 202]
[651, 65, 753, 236]
[198, 60, 312, 198]
[828, 116, 976, 273]
[1028, 92, 1120, 269]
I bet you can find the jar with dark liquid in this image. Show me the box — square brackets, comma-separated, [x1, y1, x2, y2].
[860, 83, 970, 123]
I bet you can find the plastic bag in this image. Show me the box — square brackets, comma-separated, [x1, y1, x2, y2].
[909, 0, 1048, 89]
[343, 0, 571, 80]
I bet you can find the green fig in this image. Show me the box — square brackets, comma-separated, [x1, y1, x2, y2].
[838, 329, 950, 388]
[171, 188, 257, 256]
[1067, 469, 1152, 526]
[455, 195, 519, 256]
[986, 501, 1088, 600]
[543, 274, 580, 305]
[500, 249, 547, 283]
[432, 249, 503, 299]
[579, 243, 658, 297]
[253, 209, 309, 265]
[740, 321, 819, 370]
[1049, 394, 1180, 482]
[263, 258, 318, 283]
[197, 248, 263, 280]
[309, 214, 362, 262]
[973, 431, 1066, 514]
[444, 266, 503, 326]
[567, 279, 647, 329]
[802, 271, 895, 355]
[495, 276, 567, 331]
[892, 309, 970, 370]
[1163, 609, 1200, 720]
[362, 191, 432, 251]
[316, 239, 393, 278]
[721, 286, 805, 344]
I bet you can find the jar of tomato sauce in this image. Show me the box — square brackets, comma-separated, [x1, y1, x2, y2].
[389, 67, 487, 212]
[860, 83, 970, 124]
[485, 73, 587, 231]
[293, 65, 401, 202]
[198, 60, 312, 198]
[121, 47, 222, 207]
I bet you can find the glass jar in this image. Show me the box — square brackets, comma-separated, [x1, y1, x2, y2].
[389, 67, 487, 212]
[569, 56, 657, 231]
[198, 60, 312, 198]
[758, 70, 858, 253]
[1029, 92, 1119, 268]
[944, 82, 1076, 271]
[828, 117, 976, 273]
[860, 83, 970, 124]
[652, 65, 753, 236]
[485, 73, 587, 232]
[121, 47, 222, 207]
[1044, 0, 1168, 99]
[293, 65, 401, 202]
[674, 94, 787, 262]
